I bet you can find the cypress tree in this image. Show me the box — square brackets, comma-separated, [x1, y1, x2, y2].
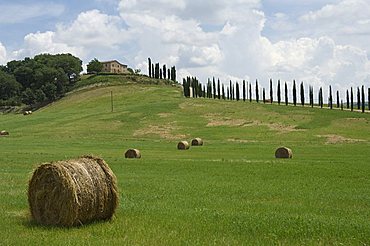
[270, 79, 273, 103]
[293, 80, 297, 106]
[351, 87, 354, 111]
[319, 87, 323, 108]
[212, 77, 216, 99]
[255, 80, 259, 103]
[151, 64, 155, 78]
[341, 100, 344, 110]
[163, 65, 166, 79]
[227, 87, 230, 100]
[182, 78, 187, 97]
[243, 80, 246, 102]
[263, 88, 266, 103]
[285, 82, 288, 106]
[236, 82, 240, 101]
[167, 68, 170, 80]
[346, 90, 349, 109]
[148, 58, 152, 77]
[217, 79, 221, 99]
[329, 85, 333, 109]
[229, 80, 233, 100]
[159, 69, 163, 79]
[222, 84, 225, 100]
[318, 87, 321, 108]
[191, 77, 195, 98]
[336, 91, 340, 108]
[171, 66, 176, 82]
[300, 82, 305, 106]
[249, 83, 252, 102]
[368, 88, 370, 111]
[154, 63, 160, 79]
[362, 85, 365, 113]
[311, 86, 314, 108]
[277, 80, 281, 105]
[246, 82, 249, 100]
[357, 87, 361, 110]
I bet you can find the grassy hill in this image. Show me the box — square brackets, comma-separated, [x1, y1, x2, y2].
[1, 75, 370, 245]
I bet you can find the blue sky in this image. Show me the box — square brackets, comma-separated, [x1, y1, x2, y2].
[0, 0, 369, 94]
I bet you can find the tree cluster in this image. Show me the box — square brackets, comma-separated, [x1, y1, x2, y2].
[148, 58, 176, 82]
[0, 53, 82, 106]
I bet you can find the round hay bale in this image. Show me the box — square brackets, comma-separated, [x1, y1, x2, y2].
[275, 147, 293, 159]
[191, 138, 204, 146]
[177, 141, 190, 150]
[0, 130, 9, 136]
[125, 149, 141, 159]
[28, 155, 118, 227]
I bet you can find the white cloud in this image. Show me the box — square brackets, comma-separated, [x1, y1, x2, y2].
[0, 42, 7, 65]
[0, 3, 65, 24]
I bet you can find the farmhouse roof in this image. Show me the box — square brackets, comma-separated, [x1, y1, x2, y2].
[101, 60, 127, 66]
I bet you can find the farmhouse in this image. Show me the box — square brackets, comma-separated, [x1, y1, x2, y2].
[101, 60, 129, 74]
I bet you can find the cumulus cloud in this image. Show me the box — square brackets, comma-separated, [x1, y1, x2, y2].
[0, 42, 7, 65]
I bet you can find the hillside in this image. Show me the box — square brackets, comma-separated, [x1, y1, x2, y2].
[1, 76, 370, 245]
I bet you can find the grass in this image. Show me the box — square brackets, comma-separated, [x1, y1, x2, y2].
[1, 76, 370, 245]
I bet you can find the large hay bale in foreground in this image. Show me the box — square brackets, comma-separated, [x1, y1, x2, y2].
[28, 155, 118, 227]
[0, 130, 9, 136]
[191, 138, 204, 146]
[125, 149, 141, 159]
[177, 141, 190, 150]
[275, 147, 293, 159]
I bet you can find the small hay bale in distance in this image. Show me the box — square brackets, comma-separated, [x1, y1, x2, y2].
[275, 147, 293, 159]
[0, 130, 9, 136]
[28, 155, 118, 227]
[23, 111, 32, 115]
[177, 141, 190, 150]
[191, 138, 204, 146]
[125, 149, 141, 159]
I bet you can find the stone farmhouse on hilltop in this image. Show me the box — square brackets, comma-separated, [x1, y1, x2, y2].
[101, 60, 129, 74]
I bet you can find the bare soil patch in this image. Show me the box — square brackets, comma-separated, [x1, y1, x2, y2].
[133, 123, 186, 140]
[317, 134, 366, 144]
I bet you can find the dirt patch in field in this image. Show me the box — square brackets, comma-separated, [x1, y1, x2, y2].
[317, 134, 366, 144]
[227, 138, 258, 143]
[179, 101, 205, 109]
[134, 123, 186, 140]
[205, 114, 304, 133]
[158, 113, 173, 118]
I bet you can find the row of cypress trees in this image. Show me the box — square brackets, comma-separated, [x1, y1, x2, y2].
[147, 58, 176, 82]
[183, 77, 370, 113]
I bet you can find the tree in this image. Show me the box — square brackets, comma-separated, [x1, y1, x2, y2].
[217, 79, 221, 99]
[293, 80, 297, 106]
[212, 77, 216, 99]
[285, 82, 288, 106]
[242, 80, 246, 101]
[152, 64, 155, 78]
[236, 82, 240, 101]
[170, 66, 176, 82]
[155, 63, 160, 79]
[329, 86, 333, 109]
[270, 79, 273, 104]
[87, 58, 103, 74]
[362, 85, 365, 113]
[277, 80, 281, 105]
[351, 87, 354, 111]
[336, 91, 340, 108]
[163, 64, 166, 79]
[263, 88, 266, 103]
[222, 84, 225, 100]
[255, 80, 259, 103]
[159, 69, 163, 79]
[148, 58, 152, 77]
[0, 70, 21, 101]
[368, 88, 370, 111]
[249, 83, 252, 102]
[300, 82, 304, 106]
[346, 90, 349, 109]
[357, 87, 361, 110]
[319, 87, 323, 108]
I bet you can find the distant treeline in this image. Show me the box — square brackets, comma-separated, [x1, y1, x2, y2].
[147, 58, 176, 82]
[183, 77, 370, 113]
[0, 54, 82, 107]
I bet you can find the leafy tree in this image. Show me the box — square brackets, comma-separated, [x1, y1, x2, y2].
[0, 70, 21, 101]
[87, 58, 103, 74]
[22, 88, 36, 105]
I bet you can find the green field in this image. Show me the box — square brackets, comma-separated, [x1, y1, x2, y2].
[1, 77, 370, 245]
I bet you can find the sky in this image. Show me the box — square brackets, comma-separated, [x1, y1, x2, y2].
[0, 0, 369, 95]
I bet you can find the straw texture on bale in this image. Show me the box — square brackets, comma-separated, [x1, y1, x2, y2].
[275, 147, 293, 159]
[28, 155, 118, 227]
[0, 130, 9, 136]
[125, 149, 141, 159]
[177, 141, 190, 150]
[191, 138, 204, 146]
